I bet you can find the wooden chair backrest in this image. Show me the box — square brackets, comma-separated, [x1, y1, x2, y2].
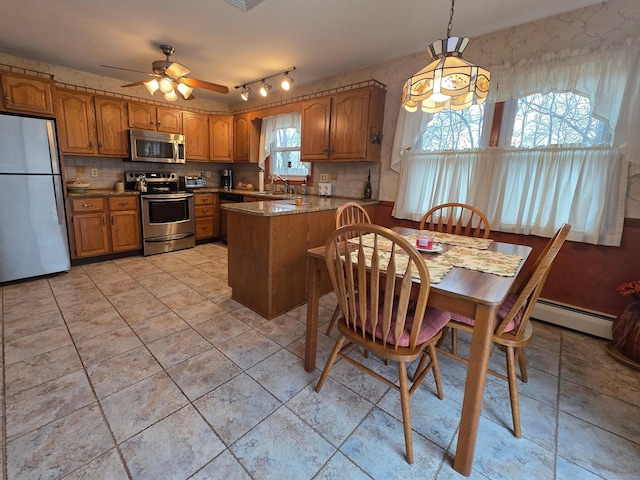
[325, 224, 431, 351]
[419, 203, 490, 238]
[495, 223, 571, 336]
[335, 202, 371, 229]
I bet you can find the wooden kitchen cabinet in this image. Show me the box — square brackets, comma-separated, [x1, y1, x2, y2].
[209, 115, 233, 162]
[301, 85, 385, 162]
[0, 72, 54, 116]
[183, 112, 209, 161]
[194, 193, 220, 240]
[128, 102, 182, 133]
[94, 97, 128, 157]
[57, 90, 97, 155]
[108, 196, 141, 252]
[232, 112, 261, 163]
[69, 195, 141, 258]
[58, 90, 129, 156]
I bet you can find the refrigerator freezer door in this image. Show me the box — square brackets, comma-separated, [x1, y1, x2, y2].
[0, 174, 70, 282]
[0, 115, 57, 174]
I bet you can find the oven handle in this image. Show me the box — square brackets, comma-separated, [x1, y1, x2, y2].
[145, 232, 195, 242]
[142, 193, 194, 200]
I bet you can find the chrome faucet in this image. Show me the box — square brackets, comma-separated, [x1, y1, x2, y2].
[271, 174, 289, 193]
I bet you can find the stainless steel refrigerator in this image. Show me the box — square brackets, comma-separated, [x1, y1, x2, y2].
[0, 114, 70, 283]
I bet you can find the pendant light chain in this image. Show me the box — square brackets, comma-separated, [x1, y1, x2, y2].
[447, 0, 455, 38]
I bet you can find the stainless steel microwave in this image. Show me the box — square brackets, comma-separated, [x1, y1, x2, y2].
[128, 129, 186, 163]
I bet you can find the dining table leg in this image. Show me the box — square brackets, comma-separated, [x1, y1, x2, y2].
[305, 255, 320, 372]
[453, 303, 497, 476]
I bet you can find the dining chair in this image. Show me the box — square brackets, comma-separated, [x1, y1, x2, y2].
[419, 202, 490, 239]
[315, 223, 451, 463]
[421, 203, 491, 352]
[416, 223, 571, 438]
[325, 202, 372, 335]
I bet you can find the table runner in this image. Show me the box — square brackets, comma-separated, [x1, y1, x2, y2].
[347, 233, 522, 279]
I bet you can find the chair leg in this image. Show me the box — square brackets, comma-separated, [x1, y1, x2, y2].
[435, 326, 449, 348]
[325, 304, 341, 335]
[410, 352, 429, 382]
[429, 344, 444, 400]
[451, 329, 458, 356]
[516, 347, 528, 383]
[505, 346, 522, 438]
[398, 361, 414, 464]
[315, 336, 345, 393]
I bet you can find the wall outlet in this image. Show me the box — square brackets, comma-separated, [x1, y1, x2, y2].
[91, 168, 98, 177]
[320, 173, 328, 182]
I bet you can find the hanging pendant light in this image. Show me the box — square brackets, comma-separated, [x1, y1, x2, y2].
[402, 0, 490, 113]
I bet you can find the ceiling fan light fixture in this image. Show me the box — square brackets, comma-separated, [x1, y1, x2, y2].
[259, 81, 271, 97]
[240, 86, 251, 101]
[281, 72, 294, 91]
[144, 79, 159, 95]
[163, 89, 178, 102]
[177, 82, 193, 99]
[158, 77, 175, 94]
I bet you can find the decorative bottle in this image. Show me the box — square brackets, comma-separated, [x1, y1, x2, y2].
[364, 170, 372, 200]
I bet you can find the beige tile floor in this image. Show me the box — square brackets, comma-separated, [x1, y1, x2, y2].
[1, 242, 639, 479]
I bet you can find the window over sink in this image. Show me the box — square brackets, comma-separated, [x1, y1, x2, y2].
[259, 111, 311, 182]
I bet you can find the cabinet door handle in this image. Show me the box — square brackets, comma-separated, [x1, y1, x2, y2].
[118, 202, 129, 206]
[102, 215, 106, 225]
[330, 145, 335, 154]
[323, 145, 328, 154]
[4, 94, 9, 104]
[111, 216, 115, 225]
[82, 203, 95, 208]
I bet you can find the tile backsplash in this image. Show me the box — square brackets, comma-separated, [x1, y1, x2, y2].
[63, 156, 380, 200]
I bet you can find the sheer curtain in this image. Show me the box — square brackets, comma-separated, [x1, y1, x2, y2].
[258, 111, 302, 169]
[391, 38, 639, 246]
[393, 147, 626, 246]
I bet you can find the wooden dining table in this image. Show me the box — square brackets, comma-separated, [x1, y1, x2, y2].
[304, 226, 532, 476]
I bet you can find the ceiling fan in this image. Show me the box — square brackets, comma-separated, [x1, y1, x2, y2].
[102, 44, 229, 101]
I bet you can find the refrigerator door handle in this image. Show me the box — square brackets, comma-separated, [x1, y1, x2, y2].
[53, 176, 66, 226]
[46, 121, 61, 175]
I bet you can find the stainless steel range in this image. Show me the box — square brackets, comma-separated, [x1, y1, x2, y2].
[125, 171, 195, 256]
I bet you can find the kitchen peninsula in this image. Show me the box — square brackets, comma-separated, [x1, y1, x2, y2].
[223, 196, 377, 319]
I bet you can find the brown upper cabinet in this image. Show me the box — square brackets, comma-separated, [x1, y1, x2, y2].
[182, 112, 209, 161]
[128, 102, 182, 134]
[301, 85, 385, 162]
[232, 112, 261, 163]
[57, 90, 128, 157]
[209, 115, 233, 162]
[0, 72, 55, 116]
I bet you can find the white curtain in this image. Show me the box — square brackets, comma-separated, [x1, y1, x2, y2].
[392, 147, 627, 246]
[258, 111, 302, 169]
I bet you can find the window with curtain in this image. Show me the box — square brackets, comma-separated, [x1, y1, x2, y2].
[391, 38, 639, 246]
[259, 111, 311, 180]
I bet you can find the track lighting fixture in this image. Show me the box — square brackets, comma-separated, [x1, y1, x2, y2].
[234, 66, 296, 101]
[259, 81, 271, 97]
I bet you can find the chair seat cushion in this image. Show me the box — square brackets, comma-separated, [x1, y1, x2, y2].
[354, 296, 450, 347]
[450, 292, 523, 333]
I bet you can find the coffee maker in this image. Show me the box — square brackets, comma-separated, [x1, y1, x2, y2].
[221, 169, 233, 190]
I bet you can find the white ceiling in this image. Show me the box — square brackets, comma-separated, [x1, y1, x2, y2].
[0, 0, 603, 105]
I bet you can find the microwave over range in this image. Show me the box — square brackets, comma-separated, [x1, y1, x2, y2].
[128, 129, 186, 163]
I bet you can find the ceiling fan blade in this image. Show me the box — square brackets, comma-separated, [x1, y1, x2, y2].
[101, 64, 150, 75]
[181, 77, 229, 95]
[121, 81, 147, 88]
[166, 62, 190, 78]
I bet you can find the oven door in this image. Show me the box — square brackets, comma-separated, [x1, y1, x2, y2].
[140, 193, 195, 255]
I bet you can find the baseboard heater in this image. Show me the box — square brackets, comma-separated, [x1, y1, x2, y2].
[532, 299, 614, 340]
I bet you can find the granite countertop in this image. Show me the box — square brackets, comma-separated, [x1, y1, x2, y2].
[221, 196, 378, 217]
[66, 189, 140, 197]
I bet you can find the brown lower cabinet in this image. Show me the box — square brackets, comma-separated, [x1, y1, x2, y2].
[227, 208, 338, 319]
[194, 193, 220, 240]
[69, 195, 141, 259]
